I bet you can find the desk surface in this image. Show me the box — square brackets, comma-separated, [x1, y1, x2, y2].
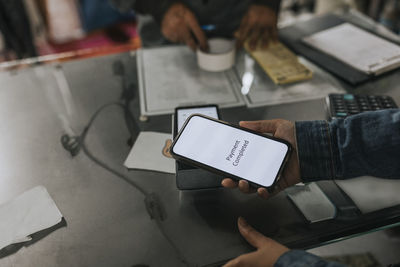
[1, 17, 400, 267]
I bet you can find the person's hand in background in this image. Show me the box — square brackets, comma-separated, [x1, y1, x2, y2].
[223, 217, 289, 267]
[221, 119, 302, 199]
[235, 5, 278, 50]
[161, 3, 208, 51]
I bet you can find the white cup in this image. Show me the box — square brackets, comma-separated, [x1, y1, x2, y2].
[196, 38, 235, 72]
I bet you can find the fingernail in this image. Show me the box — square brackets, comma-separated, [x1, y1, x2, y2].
[238, 217, 248, 227]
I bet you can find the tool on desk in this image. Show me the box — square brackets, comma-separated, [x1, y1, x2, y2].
[245, 42, 313, 84]
[0, 186, 63, 251]
[326, 93, 398, 120]
[303, 23, 400, 76]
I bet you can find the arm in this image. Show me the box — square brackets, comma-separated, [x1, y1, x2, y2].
[110, 0, 177, 24]
[222, 109, 400, 198]
[223, 217, 346, 267]
[253, 0, 281, 12]
[221, 110, 400, 267]
[296, 109, 400, 182]
[110, 0, 207, 51]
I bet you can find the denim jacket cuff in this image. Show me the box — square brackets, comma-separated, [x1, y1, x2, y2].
[295, 120, 335, 182]
[275, 250, 346, 267]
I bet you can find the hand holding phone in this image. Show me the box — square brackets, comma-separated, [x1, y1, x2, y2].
[222, 119, 301, 198]
[171, 115, 293, 189]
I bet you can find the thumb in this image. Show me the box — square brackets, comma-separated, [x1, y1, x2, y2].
[239, 120, 278, 134]
[237, 217, 269, 249]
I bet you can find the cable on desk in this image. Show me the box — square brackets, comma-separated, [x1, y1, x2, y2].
[61, 102, 189, 266]
[60, 60, 190, 266]
[113, 60, 140, 146]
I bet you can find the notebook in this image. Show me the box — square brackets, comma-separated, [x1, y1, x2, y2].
[303, 23, 400, 75]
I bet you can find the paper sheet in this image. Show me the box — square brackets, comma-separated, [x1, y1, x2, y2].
[336, 176, 400, 213]
[303, 23, 400, 75]
[137, 46, 244, 116]
[0, 186, 63, 250]
[124, 132, 175, 174]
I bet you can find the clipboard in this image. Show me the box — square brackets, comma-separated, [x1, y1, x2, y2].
[279, 14, 400, 85]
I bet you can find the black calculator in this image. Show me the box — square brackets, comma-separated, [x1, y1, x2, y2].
[326, 94, 398, 120]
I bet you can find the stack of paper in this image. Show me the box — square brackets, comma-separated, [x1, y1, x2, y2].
[303, 23, 400, 75]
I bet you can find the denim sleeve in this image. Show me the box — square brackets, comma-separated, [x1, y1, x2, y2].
[275, 250, 347, 267]
[295, 109, 400, 182]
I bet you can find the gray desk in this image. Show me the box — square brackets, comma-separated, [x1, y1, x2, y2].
[1, 20, 400, 267]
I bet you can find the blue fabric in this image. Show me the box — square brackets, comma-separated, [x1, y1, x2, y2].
[275, 250, 347, 267]
[80, 0, 135, 32]
[294, 120, 333, 181]
[295, 109, 400, 182]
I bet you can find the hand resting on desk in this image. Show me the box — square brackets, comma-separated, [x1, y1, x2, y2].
[235, 5, 278, 50]
[161, 3, 208, 52]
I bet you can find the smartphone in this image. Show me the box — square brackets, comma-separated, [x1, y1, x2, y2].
[174, 105, 220, 138]
[171, 114, 292, 188]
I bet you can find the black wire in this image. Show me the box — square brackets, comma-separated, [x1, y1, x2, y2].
[64, 102, 190, 266]
[78, 102, 149, 197]
[60, 58, 190, 265]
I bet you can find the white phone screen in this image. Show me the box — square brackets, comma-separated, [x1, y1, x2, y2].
[172, 116, 289, 187]
[177, 106, 219, 132]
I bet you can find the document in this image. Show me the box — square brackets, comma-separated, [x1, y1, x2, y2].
[0, 186, 63, 250]
[137, 46, 244, 116]
[303, 23, 400, 75]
